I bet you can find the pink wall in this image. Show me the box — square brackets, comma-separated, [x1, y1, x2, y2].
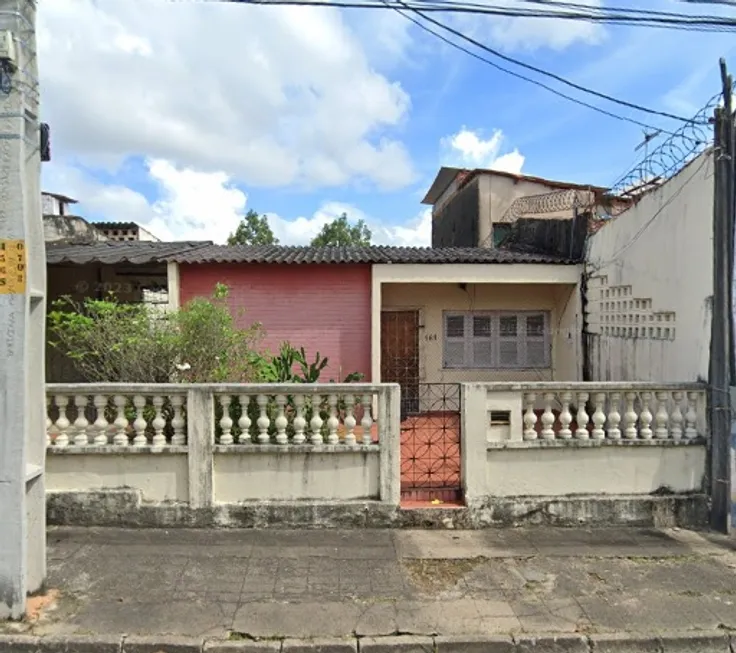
[179, 263, 372, 382]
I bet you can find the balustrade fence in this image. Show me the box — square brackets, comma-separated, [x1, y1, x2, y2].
[43, 382, 708, 524]
[518, 386, 706, 442]
[46, 384, 382, 450]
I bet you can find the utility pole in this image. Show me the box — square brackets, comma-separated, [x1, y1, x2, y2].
[710, 59, 734, 534]
[0, 0, 46, 619]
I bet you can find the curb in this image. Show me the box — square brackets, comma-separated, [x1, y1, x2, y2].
[0, 631, 731, 653]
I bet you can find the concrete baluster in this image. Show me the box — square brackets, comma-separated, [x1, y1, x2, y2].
[219, 395, 234, 445]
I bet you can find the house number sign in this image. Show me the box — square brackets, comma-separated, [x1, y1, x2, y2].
[0, 239, 27, 294]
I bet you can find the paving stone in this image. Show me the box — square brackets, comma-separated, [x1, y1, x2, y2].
[395, 600, 520, 636]
[0, 634, 41, 652]
[282, 637, 357, 653]
[233, 603, 364, 639]
[71, 600, 233, 638]
[40, 526, 736, 645]
[204, 642, 282, 653]
[659, 631, 731, 653]
[122, 635, 204, 653]
[513, 634, 589, 653]
[353, 603, 398, 637]
[433, 634, 515, 653]
[590, 633, 662, 653]
[358, 636, 434, 653]
[37, 634, 124, 653]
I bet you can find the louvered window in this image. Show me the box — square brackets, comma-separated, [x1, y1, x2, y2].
[442, 311, 551, 369]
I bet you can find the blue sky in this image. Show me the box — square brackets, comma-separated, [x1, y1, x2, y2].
[38, 0, 736, 245]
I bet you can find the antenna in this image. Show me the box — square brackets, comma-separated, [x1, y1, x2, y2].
[634, 129, 662, 159]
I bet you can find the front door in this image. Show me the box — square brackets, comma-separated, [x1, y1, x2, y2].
[380, 310, 420, 415]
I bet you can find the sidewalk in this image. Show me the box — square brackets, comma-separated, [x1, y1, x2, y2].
[3, 526, 736, 651]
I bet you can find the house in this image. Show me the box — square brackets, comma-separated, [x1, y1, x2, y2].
[168, 245, 583, 402]
[423, 166, 622, 250]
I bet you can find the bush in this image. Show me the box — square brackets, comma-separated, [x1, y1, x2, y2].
[48, 283, 265, 383]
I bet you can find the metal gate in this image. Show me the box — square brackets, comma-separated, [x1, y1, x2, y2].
[399, 383, 462, 503]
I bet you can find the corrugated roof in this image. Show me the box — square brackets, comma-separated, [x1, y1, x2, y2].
[168, 245, 577, 265]
[46, 240, 213, 265]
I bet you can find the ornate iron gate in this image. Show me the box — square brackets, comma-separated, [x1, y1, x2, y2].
[399, 383, 462, 503]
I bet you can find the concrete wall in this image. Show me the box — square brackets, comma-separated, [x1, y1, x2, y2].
[484, 445, 705, 496]
[461, 383, 709, 526]
[214, 451, 380, 501]
[180, 263, 372, 382]
[46, 450, 380, 503]
[47, 453, 189, 502]
[381, 282, 581, 383]
[585, 151, 714, 382]
[44, 215, 106, 243]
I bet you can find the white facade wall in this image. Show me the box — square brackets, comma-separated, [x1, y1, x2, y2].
[585, 151, 714, 382]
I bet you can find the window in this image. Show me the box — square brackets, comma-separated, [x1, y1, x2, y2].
[442, 311, 551, 369]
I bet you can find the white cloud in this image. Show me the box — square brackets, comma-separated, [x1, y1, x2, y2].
[38, 0, 414, 190]
[453, 0, 605, 53]
[44, 160, 431, 247]
[441, 127, 525, 174]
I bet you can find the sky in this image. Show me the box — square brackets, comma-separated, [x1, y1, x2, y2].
[38, 0, 736, 246]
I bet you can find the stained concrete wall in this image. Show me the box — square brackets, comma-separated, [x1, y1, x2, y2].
[585, 151, 714, 382]
[45, 449, 381, 504]
[46, 452, 189, 502]
[484, 445, 706, 496]
[214, 451, 380, 501]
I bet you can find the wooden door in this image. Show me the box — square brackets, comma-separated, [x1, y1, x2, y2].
[381, 311, 420, 415]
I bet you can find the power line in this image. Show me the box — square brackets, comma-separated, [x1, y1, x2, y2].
[182, 0, 718, 126]
[385, 5, 676, 134]
[385, 2, 704, 124]
[230, 0, 736, 31]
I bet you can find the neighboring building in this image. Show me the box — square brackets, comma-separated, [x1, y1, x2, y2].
[42, 191, 78, 217]
[422, 167, 617, 250]
[42, 191, 162, 244]
[95, 221, 161, 242]
[168, 246, 583, 402]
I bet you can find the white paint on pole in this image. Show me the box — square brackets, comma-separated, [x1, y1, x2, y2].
[0, 0, 46, 620]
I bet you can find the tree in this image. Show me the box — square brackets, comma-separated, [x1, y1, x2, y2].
[227, 209, 279, 246]
[310, 213, 372, 247]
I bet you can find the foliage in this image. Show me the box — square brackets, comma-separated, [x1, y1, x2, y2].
[310, 213, 372, 247]
[48, 284, 264, 383]
[227, 209, 279, 246]
[174, 283, 265, 383]
[47, 297, 179, 383]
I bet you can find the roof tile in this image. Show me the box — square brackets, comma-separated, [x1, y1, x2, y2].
[46, 240, 213, 265]
[167, 245, 577, 265]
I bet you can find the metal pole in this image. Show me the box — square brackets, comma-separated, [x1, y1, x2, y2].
[0, 0, 45, 620]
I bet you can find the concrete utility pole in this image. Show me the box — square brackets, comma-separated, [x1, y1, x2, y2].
[711, 60, 735, 534]
[0, 0, 46, 620]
